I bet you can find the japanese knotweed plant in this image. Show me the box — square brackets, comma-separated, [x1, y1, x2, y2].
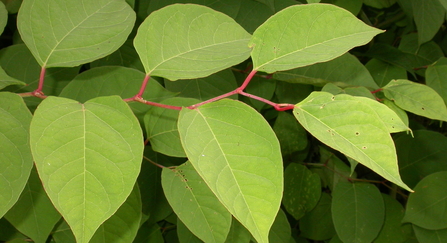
[2, 0, 447, 243]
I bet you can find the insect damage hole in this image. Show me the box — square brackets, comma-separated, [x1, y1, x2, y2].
[362, 146, 367, 149]
[355, 132, 360, 136]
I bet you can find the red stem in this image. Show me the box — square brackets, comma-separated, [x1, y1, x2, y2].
[371, 88, 383, 94]
[136, 74, 151, 98]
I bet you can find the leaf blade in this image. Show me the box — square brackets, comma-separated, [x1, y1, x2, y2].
[249, 3, 383, 73]
[18, 0, 135, 67]
[178, 99, 283, 243]
[293, 92, 411, 191]
[30, 96, 144, 243]
[134, 4, 252, 80]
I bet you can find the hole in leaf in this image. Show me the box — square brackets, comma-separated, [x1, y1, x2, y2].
[362, 146, 367, 149]
[355, 132, 360, 136]
[421, 107, 425, 110]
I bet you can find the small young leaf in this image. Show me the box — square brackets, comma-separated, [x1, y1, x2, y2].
[4, 166, 61, 243]
[383, 79, 447, 122]
[134, 4, 252, 80]
[249, 4, 383, 73]
[17, 0, 136, 67]
[403, 171, 447, 230]
[30, 96, 144, 243]
[162, 161, 232, 243]
[0, 92, 33, 218]
[332, 181, 385, 243]
[178, 99, 283, 243]
[293, 92, 412, 191]
[283, 163, 321, 220]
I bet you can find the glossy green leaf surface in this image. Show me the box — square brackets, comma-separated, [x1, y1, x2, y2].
[396, 130, 447, 188]
[162, 161, 231, 243]
[30, 96, 144, 243]
[274, 53, 378, 89]
[411, 0, 445, 45]
[17, 0, 135, 67]
[283, 163, 321, 220]
[299, 192, 336, 241]
[249, 4, 383, 73]
[90, 184, 142, 243]
[4, 166, 61, 243]
[383, 79, 447, 122]
[332, 182, 384, 243]
[403, 171, 447, 230]
[293, 92, 411, 191]
[0, 92, 33, 218]
[178, 99, 283, 243]
[134, 4, 252, 80]
[145, 97, 200, 157]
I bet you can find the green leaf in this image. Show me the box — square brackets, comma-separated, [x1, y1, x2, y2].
[4, 166, 61, 243]
[164, 69, 238, 101]
[134, 4, 252, 80]
[0, 92, 33, 218]
[365, 58, 407, 87]
[145, 97, 200, 157]
[178, 99, 283, 243]
[283, 163, 321, 220]
[274, 53, 378, 88]
[396, 130, 447, 188]
[374, 194, 412, 243]
[133, 221, 164, 243]
[59, 66, 176, 121]
[403, 171, 447, 230]
[17, 0, 136, 67]
[273, 112, 308, 157]
[249, 4, 383, 73]
[293, 92, 412, 191]
[383, 79, 447, 121]
[30, 96, 144, 243]
[364, 43, 429, 78]
[90, 184, 142, 243]
[411, 0, 445, 45]
[0, 1, 6, 35]
[0, 66, 26, 90]
[413, 224, 447, 243]
[162, 161, 232, 243]
[244, 76, 276, 110]
[299, 192, 336, 241]
[426, 57, 447, 104]
[224, 218, 252, 243]
[90, 41, 145, 72]
[399, 33, 444, 64]
[332, 181, 385, 243]
[268, 209, 292, 243]
[176, 218, 203, 243]
[51, 220, 76, 243]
